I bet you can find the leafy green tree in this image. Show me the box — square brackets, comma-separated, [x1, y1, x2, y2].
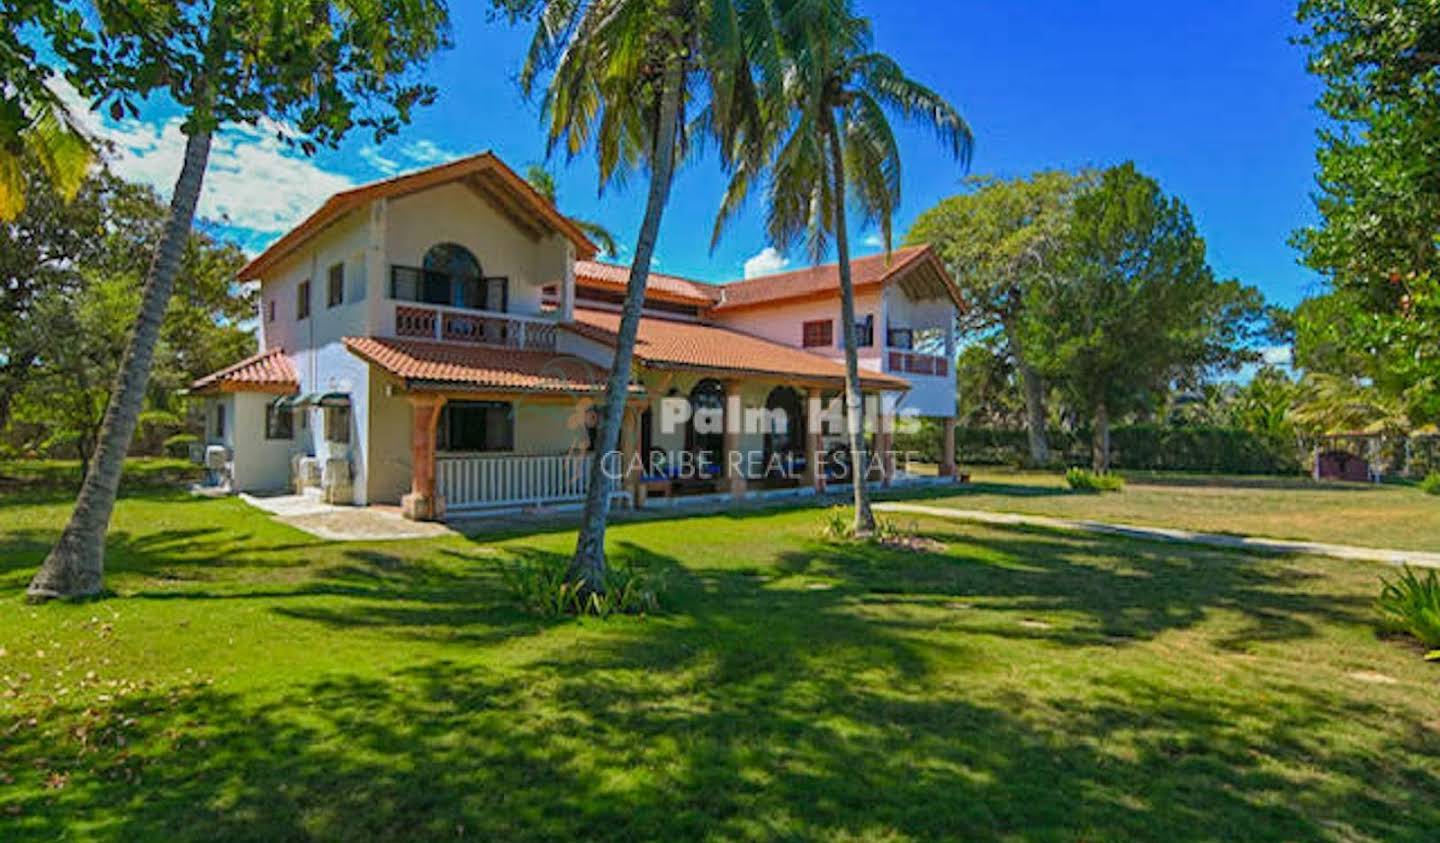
[523, 163, 619, 257]
[953, 342, 1026, 429]
[27, 0, 452, 602]
[1021, 163, 1266, 472]
[509, 0, 768, 589]
[715, 0, 972, 536]
[906, 171, 1090, 465]
[1293, 0, 1440, 424]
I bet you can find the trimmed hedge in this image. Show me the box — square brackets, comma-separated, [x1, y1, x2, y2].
[894, 422, 1301, 475]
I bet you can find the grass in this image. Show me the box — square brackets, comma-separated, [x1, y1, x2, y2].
[898, 467, 1440, 552]
[1, 476, 1439, 840]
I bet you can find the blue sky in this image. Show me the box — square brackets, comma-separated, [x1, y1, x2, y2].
[70, 0, 1326, 309]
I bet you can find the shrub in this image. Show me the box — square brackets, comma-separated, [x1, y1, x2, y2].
[501, 556, 662, 618]
[1376, 566, 1440, 653]
[164, 433, 200, 459]
[1065, 468, 1125, 493]
[1419, 473, 1440, 496]
[818, 507, 917, 545]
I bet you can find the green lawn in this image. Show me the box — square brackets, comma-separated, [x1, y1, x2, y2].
[900, 468, 1440, 552]
[2, 484, 1438, 841]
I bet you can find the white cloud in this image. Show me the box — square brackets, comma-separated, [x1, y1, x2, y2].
[53, 79, 357, 252]
[359, 138, 460, 176]
[743, 246, 790, 279]
[1261, 345, 1293, 367]
[861, 233, 884, 249]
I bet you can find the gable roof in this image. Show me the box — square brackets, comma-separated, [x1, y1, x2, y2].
[712, 245, 963, 312]
[566, 308, 909, 390]
[343, 336, 635, 395]
[188, 348, 298, 395]
[239, 152, 598, 282]
[574, 261, 722, 306]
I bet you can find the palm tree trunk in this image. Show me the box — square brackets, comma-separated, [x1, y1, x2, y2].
[27, 130, 212, 602]
[824, 111, 876, 537]
[568, 60, 685, 591]
[1092, 399, 1111, 474]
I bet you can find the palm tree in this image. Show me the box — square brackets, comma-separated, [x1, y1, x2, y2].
[715, 0, 971, 536]
[513, 0, 768, 590]
[0, 88, 93, 221]
[523, 163, 620, 257]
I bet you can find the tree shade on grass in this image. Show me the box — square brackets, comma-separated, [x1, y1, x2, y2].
[2, 483, 1438, 840]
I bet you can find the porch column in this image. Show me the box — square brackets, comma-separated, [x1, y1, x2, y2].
[940, 416, 957, 479]
[402, 394, 446, 521]
[724, 380, 747, 499]
[803, 388, 825, 495]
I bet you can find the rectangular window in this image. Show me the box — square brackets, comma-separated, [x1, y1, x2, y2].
[438, 401, 514, 452]
[297, 280, 311, 320]
[327, 263, 344, 308]
[266, 402, 294, 440]
[888, 328, 913, 350]
[267, 299, 275, 323]
[214, 403, 226, 439]
[324, 405, 350, 444]
[856, 314, 874, 348]
[802, 319, 833, 349]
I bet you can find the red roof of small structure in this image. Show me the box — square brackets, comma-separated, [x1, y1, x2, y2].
[188, 348, 298, 395]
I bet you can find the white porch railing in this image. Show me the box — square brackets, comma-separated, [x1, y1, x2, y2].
[438, 452, 616, 511]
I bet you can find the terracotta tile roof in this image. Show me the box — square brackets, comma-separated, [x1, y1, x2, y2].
[189, 348, 298, 395]
[567, 309, 909, 390]
[712, 245, 962, 312]
[344, 336, 628, 394]
[574, 261, 723, 306]
[239, 152, 598, 281]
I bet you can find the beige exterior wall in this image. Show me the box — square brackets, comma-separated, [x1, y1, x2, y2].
[711, 289, 886, 372]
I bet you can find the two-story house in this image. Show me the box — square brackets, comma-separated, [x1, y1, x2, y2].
[188, 152, 963, 521]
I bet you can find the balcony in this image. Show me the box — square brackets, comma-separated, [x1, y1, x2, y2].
[887, 349, 949, 378]
[393, 303, 558, 351]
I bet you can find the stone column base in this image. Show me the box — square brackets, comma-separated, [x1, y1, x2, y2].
[402, 492, 445, 522]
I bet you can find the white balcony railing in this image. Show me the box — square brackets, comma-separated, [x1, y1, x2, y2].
[438, 452, 618, 511]
[393, 302, 558, 352]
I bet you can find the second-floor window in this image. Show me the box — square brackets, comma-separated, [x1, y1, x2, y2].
[327, 263, 344, 308]
[391, 243, 508, 312]
[888, 327, 913, 350]
[855, 314, 874, 347]
[266, 299, 275, 323]
[802, 319, 833, 348]
[297, 280, 311, 320]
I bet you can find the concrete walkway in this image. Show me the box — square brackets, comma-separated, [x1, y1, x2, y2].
[239, 493, 455, 541]
[873, 502, 1440, 569]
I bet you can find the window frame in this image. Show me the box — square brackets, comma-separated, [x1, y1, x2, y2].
[214, 403, 226, 439]
[327, 262, 344, 308]
[801, 319, 834, 349]
[855, 314, 875, 348]
[297, 279, 311, 320]
[266, 401, 294, 440]
[324, 405, 350, 444]
[438, 401, 515, 453]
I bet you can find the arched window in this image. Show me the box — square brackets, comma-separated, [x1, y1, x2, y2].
[388, 243, 507, 312]
[687, 379, 726, 470]
[763, 386, 805, 461]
